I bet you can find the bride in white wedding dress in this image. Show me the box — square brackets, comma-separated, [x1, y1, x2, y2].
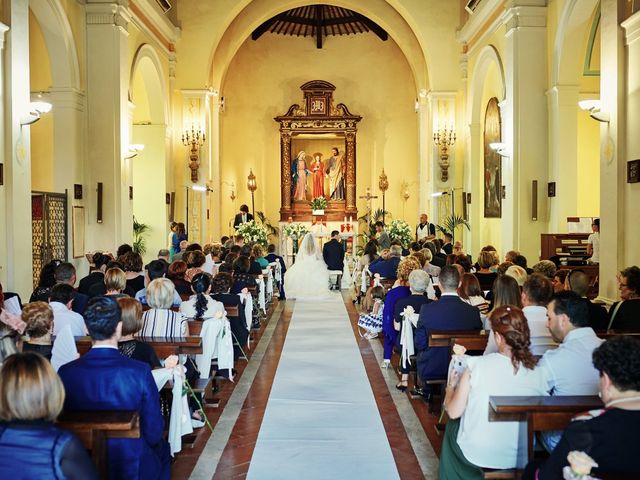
[284, 233, 332, 300]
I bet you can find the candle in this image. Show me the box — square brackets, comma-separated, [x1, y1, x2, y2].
[349, 215, 352, 223]
[344, 215, 347, 224]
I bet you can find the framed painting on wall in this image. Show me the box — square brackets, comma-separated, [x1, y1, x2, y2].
[483, 97, 502, 218]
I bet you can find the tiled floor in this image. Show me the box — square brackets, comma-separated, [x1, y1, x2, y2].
[172, 296, 443, 479]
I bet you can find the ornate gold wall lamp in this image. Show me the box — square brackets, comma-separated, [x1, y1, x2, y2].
[182, 125, 205, 182]
[433, 124, 456, 182]
[247, 170, 257, 217]
[378, 169, 389, 224]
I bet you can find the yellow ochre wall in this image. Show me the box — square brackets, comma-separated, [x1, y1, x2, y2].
[217, 33, 419, 236]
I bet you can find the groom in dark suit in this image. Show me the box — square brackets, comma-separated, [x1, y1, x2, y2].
[58, 297, 170, 480]
[414, 265, 482, 396]
[323, 231, 344, 290]
[233, 204, 254, 230]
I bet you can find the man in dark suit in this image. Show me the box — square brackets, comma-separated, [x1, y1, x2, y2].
[323, 231, 344, 290]
[233, 204, 254, 230]
[414, 265, 482, 396]
[78, 252, 110, 297]
[58, 297, 170, 480]
[442, 233, 453, 255]
[368, 245, 402, 279]
[265, 243, 287, 299]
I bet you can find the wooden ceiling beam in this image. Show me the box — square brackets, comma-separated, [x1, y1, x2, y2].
[252, 15, 282, 40]
[352, 13, 388, 41]
[315, 4, 323, 49]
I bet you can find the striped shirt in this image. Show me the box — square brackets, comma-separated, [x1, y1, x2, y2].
[140, 309, 187, 337]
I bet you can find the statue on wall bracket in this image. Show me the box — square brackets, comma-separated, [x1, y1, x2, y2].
[275, 80, 361, 222]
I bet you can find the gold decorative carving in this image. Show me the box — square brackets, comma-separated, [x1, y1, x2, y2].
[275, 81, 361, 221]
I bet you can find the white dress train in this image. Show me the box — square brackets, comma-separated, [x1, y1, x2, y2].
[284, 233, 332, 300]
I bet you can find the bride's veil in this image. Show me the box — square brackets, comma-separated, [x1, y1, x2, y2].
[298, 233, 320, 261]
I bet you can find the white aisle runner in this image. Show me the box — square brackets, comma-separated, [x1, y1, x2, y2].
[247, 295, 400, 480]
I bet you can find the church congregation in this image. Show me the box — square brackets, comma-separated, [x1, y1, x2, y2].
[1, 0, 640, 479]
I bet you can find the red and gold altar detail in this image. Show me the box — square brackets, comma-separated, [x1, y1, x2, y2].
[275, 80, 361, 222]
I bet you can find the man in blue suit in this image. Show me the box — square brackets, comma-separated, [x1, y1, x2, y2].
[414, 265, 482, 396]
[59, 297, 170, 480]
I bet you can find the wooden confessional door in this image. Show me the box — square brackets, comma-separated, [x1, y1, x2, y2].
[32, 192, 68, 287]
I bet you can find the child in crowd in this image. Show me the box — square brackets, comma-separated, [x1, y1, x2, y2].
[357, 285, 385, 340]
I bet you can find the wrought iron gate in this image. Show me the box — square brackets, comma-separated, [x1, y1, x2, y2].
[32, 192, 68, 288]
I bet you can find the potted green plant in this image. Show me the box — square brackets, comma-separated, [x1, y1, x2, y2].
[133, 217, 150, 256]
[436, 214, 470, 241]
[310, 196, 328, 215]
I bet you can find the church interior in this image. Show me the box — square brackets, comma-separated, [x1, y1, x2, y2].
[1, 0, 640, 479]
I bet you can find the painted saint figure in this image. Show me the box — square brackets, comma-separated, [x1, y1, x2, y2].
[292, 151, 310, 201]
[311, 153, 325, 198]
[326, 147, 345, 200]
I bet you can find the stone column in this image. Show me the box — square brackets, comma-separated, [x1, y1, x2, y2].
[547, 85, 579, 233]
[0, 21, 7, 288]
[502, 0, 548, 260]
[2, 1, 33, 296]
[417, 95, 431, 215]
[85, 0, 132, 251]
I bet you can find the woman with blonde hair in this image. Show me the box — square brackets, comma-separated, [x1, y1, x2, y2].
[381, 258, 421, 368]
[439, 306, 547, 478]
[140, 278, 188, 337]
[104, 267, 128, 298]
[0, 352, 98, 478]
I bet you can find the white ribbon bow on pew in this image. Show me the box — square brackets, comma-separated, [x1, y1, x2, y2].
[238, 289, 253, 331]
[151, 360, 193, 456]
[265, 268, 274, 297]
[196, 311, 234, 381]
[399, 306, 419, 369]
[256, 276, 266, 312]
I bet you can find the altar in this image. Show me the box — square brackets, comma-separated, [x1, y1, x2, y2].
[278, 221, 358, 269]
[275, 80, 361, 222]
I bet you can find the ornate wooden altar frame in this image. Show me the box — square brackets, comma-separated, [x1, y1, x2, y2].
[275, 80, 361, 222]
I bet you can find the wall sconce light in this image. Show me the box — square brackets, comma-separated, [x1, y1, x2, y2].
[489, 142, 510, 157]
[578, 99, 610, 123]
[433, 124, 456, 182]
[182, 124, 205, 182]
[402, 181, 410, 201]
[124, 144, 144, 159]
[247, 169, 257, 217]
[20, 101, 52, 126]
[221, 180, 236, 201]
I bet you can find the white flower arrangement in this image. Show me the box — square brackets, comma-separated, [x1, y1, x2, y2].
[236, 220, 268, 247]
[283, 222, 310, 241]
[388, 219, 413, 247]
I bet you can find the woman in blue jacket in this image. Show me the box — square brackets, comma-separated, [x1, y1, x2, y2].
[0, 352, 97, 479]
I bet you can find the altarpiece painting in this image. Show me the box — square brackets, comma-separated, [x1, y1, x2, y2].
[484, 97, 502, 218]
[275, 81, 360, 221]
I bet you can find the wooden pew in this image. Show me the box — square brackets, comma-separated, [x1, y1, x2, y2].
[488, 395, 603, 462]
[75, 336, 203, 358]
[596, 330, 640, 339]
[57, 410, 139, 480]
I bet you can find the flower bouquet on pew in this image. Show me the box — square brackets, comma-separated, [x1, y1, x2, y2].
[563, 451, 600, 480]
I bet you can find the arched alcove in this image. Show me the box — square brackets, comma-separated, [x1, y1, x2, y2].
[467, 45, 507, 255]
[130, 44, 169, 263]
[548, 0, 600, 232]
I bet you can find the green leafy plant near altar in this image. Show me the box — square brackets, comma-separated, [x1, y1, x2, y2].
[255, 211, 278, 240]
[236, 220, 268, 246]
[436, 214, 471, 238]
[388, 219, 413, 248]
[133, 217, 150, 256]
[310, 196, 327, 210]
